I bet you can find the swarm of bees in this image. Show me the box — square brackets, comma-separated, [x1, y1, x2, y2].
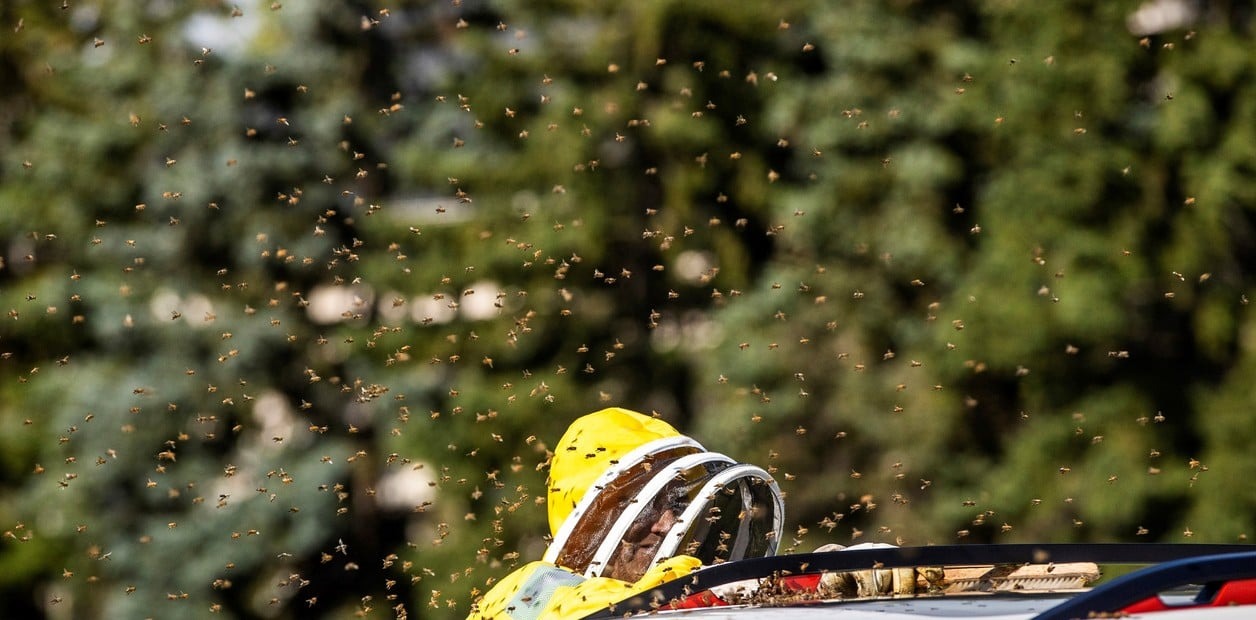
[0, 1, 1247, 619]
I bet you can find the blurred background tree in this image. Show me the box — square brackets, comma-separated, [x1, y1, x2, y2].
[0, 0, 1253, 618]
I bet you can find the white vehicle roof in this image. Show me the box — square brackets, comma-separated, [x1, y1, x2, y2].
[653, 594, 1072, 619]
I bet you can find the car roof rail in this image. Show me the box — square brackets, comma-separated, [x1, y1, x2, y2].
[1031, 549, 1256, 620]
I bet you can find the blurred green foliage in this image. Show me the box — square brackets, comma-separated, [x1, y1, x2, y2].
[1, 0, 1254, 618]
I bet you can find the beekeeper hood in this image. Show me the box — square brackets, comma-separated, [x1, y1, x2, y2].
[543, 407, 784, 582]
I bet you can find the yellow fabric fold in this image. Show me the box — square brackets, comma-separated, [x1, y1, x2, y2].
[469, 555, 702, 620]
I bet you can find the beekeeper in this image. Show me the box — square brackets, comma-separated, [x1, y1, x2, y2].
[468, 407, 784, 619]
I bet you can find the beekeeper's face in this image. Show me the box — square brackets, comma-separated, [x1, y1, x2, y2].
[604, 497, 679, 581]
